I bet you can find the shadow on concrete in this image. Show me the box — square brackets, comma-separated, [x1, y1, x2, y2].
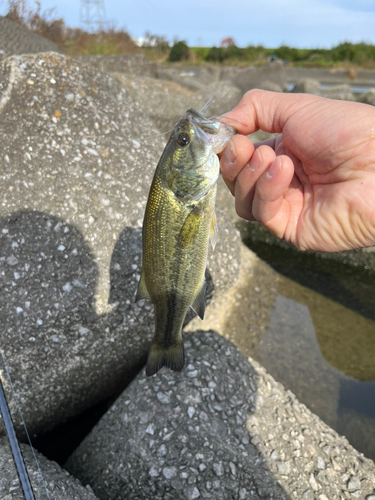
[0, 211, 291, 498]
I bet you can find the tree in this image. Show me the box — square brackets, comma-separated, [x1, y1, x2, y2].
[143, 31, 169, 54]
[169, 41, 190, 62]
[220, 37, 235, 48]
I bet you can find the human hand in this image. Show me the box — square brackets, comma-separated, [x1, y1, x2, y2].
[220, 90, 375, 252]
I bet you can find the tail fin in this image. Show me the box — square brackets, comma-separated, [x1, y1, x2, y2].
[146, 342, 185, 377]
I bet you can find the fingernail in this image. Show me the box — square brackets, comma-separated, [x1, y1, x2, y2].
[248, 149, 262, 172]
[266, 157, 283, 179]
[224, 140, 236, 165]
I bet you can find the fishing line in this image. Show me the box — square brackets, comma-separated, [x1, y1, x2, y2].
[142, 104, 245, 142]
[0, 350, 51, 500]
[199, 97, 248, 129]
[214, 115, 247, 129]
[199, 98, 214, 116]
[142, 126, 174, 141]
[0, 376, 35, 500]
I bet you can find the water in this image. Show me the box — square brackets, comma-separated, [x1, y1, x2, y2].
[241, 233, 375, 460]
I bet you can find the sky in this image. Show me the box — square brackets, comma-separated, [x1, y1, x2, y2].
[1, 0, 375, 48]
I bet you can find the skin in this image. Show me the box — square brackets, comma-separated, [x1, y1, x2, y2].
[220, 90, 375, 252]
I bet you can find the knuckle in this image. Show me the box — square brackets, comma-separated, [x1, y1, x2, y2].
[257, 144, 276, 162]
[244, 89, 265, 101]
[221, 165, 237, 183]
[235, 199, 253, 221]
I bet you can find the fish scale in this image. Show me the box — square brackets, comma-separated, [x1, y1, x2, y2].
[136, 107, 235, 376]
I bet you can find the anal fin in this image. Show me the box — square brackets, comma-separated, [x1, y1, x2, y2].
[190, 281, 206, 320]
[135, 269, 150, 302]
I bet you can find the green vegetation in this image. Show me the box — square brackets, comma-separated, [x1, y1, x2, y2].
[271, 43, 375, 67]
[4, 0, 139, 56]
[200, 45, 267, 64]
[140, 31, 169, 61]
[63, 30, 139, 56]
[192, 43, 375, 68]
[3, 0, 375, 67]
[169, 41, 190, 62]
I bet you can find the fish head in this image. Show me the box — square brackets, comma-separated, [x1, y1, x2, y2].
[161, 109, 236, 202]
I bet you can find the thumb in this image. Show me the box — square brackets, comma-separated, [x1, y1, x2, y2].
[222, 89, 318, 136]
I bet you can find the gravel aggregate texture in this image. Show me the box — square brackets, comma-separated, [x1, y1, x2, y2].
[320, 83, 356, 101]
[0, 52, 242, 438]
[156, 66, 223, 93]
[113, 73, 205, 133]
[0, 436, 98, 499]
[0, 26, 375, 500]
[198, 81, 243, 118]
[0, 16, 62, 60]
[73, 54, 157, 77]
[360, 89, 375, 106]
[66, 331, 375, 500]
[231, 60, 287, 94]
[293, 78, 322, 95]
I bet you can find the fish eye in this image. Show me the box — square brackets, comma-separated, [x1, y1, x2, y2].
[177, 133, 190, 147]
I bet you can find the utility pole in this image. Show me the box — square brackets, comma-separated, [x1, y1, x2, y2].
[80, 0, 106, 32]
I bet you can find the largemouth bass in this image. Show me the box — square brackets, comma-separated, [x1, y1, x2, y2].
[136, 107, 235, 376]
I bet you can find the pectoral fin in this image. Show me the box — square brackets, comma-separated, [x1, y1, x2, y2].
[179, 206, 203, 248]
[190, 281, 206, 320]
[210, 212, 218, 250]
[135, 269, 150, 302]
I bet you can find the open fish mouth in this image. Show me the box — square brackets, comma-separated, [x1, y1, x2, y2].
[186, 102, 236, 154]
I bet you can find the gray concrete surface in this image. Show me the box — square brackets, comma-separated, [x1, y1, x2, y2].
[0, 52, 242, 438]
[0, 25, 374, 499]
[112, 73, 205, 133]
[65, 330, 375, 500]
[292, 78, 321, 94]
[360, 89, 375, 105]
[285, 67, 375, 86]
[320, 84, 356, 101]
[0, 16, 62, 60]
[156, 65, 223, 92]
[0, 436, 98, 499]
[231, 60, 287, 93]
[73, 54, 157, 77]
[235, 219, 375, 273]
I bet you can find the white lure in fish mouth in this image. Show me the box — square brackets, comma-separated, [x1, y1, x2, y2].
[186, 106, 236, 155]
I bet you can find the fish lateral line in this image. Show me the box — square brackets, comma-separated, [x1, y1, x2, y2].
[138, 105, 235, 376]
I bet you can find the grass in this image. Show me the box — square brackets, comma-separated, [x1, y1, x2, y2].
[63, 30, 139, 56]
[4, 0, 140, 56]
